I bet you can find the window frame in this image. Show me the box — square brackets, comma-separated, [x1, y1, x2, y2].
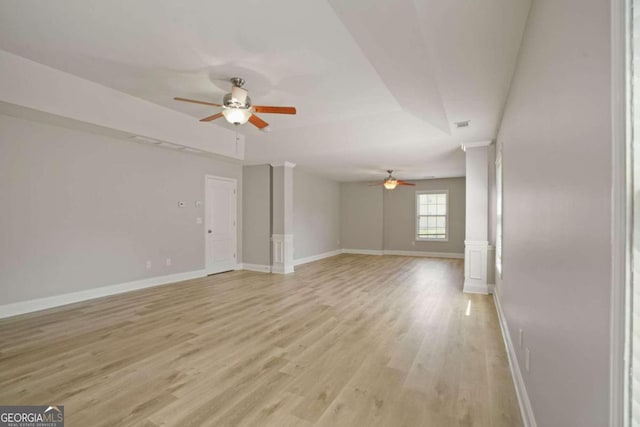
[415, 190, 449, 242]
[496, 151, 503, 278]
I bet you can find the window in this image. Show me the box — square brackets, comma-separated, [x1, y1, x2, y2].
[496, 151, 503, 277]
[416, 191, 448, 241]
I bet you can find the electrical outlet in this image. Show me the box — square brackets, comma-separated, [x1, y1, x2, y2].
[146, 260, 152, 269]
[196, 217, 203, 224]
[166, 258, 172, 266]
[525, 347, 531, 373]
[519, 329, 524, 349]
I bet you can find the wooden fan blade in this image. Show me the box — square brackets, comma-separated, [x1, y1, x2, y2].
[397, 180, 416, 186]
[253, 106, 297, 115]
[200, 112, 224, 122]
[249, 114, 269, 129]
[174, 97, 221, 107]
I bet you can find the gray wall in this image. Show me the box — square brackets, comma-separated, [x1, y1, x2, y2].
[341, 178, 465, 255]
[495, 0, 611, 425]
[293, 168, 341, 260]
[242, 165, 271, 266]
[0, 114, 243, 305]
[384, 178, 465, 254]
[340, 182, 384, 251]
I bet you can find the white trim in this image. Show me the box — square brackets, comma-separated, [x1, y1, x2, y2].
[0, 269, 206, 319]
[271, 265, 295, 274]
[271, 234, 294, 274]
[415, 189, 450, 242]
[611, 0, 631, 424]
[270, 161, 296, 168]
[341, 248, 464, 259]
[463, 240, 489, 294]
[204, 174, 237, 183]
[487, 246, 496, 290]
[294, 249, 343, 266]
[234, 263, 243, 271]
[493, 292, 537, 427]
[460, 140, 493, 151]
[342, 249, 384, 256]
[462, 282, 489, 295]
[465, 240, 489, 245]
[204, 174, 238, 275]
[242, 263, 272, 273]
[382, 250, 464, 259]
[488, 283, 496, 294]
[496, 149, 504, 280]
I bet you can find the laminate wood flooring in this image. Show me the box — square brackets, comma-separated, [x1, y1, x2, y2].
[0, 254, 522, 427]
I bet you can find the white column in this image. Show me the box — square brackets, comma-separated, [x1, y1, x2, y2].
[461, 141, 491, 294]
[271, 162, 295, 274]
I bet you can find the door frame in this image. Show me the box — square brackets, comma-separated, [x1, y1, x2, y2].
[204, 174, 238, 275]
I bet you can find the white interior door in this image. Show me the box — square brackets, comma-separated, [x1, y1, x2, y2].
[205, 175, 237, 275]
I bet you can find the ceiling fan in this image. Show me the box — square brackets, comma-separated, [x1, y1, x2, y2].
[369, 170, 416, 190]
[174, 77, 297, 130]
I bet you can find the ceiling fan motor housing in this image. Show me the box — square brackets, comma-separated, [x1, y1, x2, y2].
[223, 92, 252, 109]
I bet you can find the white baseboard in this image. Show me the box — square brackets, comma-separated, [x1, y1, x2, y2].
[271, 234, 294, 276]
[271, 265, 294, 274]
[0, 269, 206, 319]
[341, 249, 464, 259]
[294, 249, 342, 266]
[242, 263, 272, 273]
[383, 250, 465, 259]
[342, 249, 384, 255]
[463, 281, 490, 295]
[493, 292, 537, 427]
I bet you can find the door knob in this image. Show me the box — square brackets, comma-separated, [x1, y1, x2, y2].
[208, 230, 212, 234]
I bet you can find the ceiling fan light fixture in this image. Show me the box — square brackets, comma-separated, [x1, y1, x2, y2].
[222, 108, 252, 125]
[174, 77, 296, 129]
[383, 178, 398, 190]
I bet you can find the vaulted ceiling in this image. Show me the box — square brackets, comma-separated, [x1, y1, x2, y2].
[0, 0, 530, 181]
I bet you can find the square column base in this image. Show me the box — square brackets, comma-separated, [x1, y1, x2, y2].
[272, 234, 294, 274]
[463, 240, 490, 294]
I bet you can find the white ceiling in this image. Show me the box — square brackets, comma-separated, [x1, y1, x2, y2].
[0, 0, 530, 181]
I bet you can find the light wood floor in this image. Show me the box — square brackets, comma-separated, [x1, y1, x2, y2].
[0, 254, 522, 427]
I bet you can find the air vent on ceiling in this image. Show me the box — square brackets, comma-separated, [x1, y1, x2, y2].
[130, 135, 160, 144]
[454, 120, 470, 128]
[157, 142, 183, 149]
[179, 147, 204, 154]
